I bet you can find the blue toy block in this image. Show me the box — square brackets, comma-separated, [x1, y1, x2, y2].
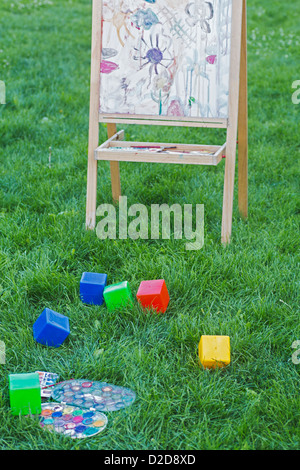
[79, 272, 107, 305]
[33, 308, 70, 347]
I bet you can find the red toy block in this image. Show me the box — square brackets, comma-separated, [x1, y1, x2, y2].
[136, 279, 170, 313]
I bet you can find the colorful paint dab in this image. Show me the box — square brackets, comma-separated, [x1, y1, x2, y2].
[39, 402, 108, 439]
[51, 379, 136, 412]
[100, 60, 119, 74]
[206, 55, 217, 64]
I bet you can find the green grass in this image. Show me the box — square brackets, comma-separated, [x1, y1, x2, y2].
[0, 0, 299, 451]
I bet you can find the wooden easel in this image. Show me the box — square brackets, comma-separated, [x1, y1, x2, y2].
[86, 0, 248, 244]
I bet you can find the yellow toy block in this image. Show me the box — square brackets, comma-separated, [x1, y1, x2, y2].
[198, 335, 231, 369]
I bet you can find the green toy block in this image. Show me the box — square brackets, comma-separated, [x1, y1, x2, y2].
[9, 372, 41, 416]
[103, 281, 133, 311]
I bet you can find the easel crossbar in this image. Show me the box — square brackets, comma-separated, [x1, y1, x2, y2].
[99, 114, 228, 129]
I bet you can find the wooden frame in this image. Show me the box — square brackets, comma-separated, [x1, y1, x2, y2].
[95, 137, 226, 166]
[86, 0, 248, 244]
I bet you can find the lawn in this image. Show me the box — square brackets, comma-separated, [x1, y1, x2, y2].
[0, 0, 299, 451]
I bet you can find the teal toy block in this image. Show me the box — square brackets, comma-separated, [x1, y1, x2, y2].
[103, 281, 133, 311]
[9, 372, 41, 416]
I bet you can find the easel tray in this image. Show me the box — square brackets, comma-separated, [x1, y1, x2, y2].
[95, 138, 226, 166]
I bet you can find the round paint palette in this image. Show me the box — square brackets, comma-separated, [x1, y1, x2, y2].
[51, 379, 136, 412]
[39, 402, 108, 439]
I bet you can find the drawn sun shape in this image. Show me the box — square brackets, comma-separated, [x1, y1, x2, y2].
[133, 32, 174, 84]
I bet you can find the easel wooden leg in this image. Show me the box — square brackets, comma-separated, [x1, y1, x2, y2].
[107, 123, 121, 203]
[238, 0, 248, 219]
[221, 139, 238, 245]
[86, 146, 98, 230]
[86, 0, 102, 230]
[221, 0, 243, 244]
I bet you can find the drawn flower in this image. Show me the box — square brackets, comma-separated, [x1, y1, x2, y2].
[151, 70, 173, 114]
[133, 27, 174, 85]
[185, 1, 214, 33]
[153, 71, 172, 94]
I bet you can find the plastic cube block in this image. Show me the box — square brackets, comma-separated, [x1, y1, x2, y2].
[80, 272, 107, 305]
[103, 281, 133, 311]
[33, 308, 70, 347]
[9, 372, 41, 416]
[198, 335, 231, 369]
[136, 279, 169, 313]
